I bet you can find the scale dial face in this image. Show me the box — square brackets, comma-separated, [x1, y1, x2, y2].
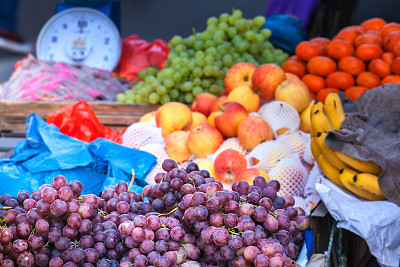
[36, 7, 121, 71]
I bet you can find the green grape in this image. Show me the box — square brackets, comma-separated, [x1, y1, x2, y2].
[193, 67, 203, 77]
[276, 54, 289, 66]
[156, 85, 167, 95]
[171, 35, 183, 46]
[201, 79, 211, 89]
[207, 16, 218, 26]
[186, 35, 196, 47]
[180, 51, 189, 58]
[273, 49, 285, 56]
[232, 35, 242, 45]
[232, 52, 240, 60]
[134, 81, 145, 91]
[175, 44, 186, 54]
[163, 68, 174, 78]
[173, 72, 182, 82]
[194, 40, 204, 50]
[169, 89, 180, 99]
[172, 64, 182, 72]
[221, 67, 229, 75]
[145, 76, 156, 85]
[216, 79, 224, 87]
[254, 33, 264, 43]
[206, 47, 218, 57]
[137, 69, 147, 80]
[135, 94, 144, 103]
[260, 28, 272, 39]
[116, 93, 126, 103]
[195, 57, 206, 67]
[160, 94, 171, 104]
[253, 16, 266, 27]
[203, 65, 214, 76]
[188, 49, 195, 56]
[182, 81, 194, 92]
[212, 66, 221, 77]
[234, 19, 247, 31]
[263, 41, 273, 50]
[219, 13, 230, 23]
[214, 59, 223, 68]
[168, 52, 178, 59]
[235, 40, 250, 54]
[163, 77, 175, 89]
[209, 84, 221, 95]
[180, 57, 190, 66]
[228, 15, 237, 26]
[242, 52, 253, 61]
[218, 22, 229, 32]
[195, 51, 205, 59]
[249, 43, 260, 55]
[178, 94, 186, 103]
[202, 31, 213, 41]
[156, 71, 164, 80]
[227, 26, 238, 38]
[248, 59, 259, 66]
[204, 40, 216, 49]
[141, 85, 152, 97]
[245, 31, 256, 42]
[205, 55, 215, 65]
[181, 67, 190, 77]
[187, 60, 196, 71]
[193, 77, 202, 86]
[192, 86, 204, 96]
[151, 80, 161, 90]
[232, 9, 243, 20]
[149, 92, 160, 104]
[264, 53, 276, 63]
[184, 92, 194, 103]
[126, 99, 135, 104]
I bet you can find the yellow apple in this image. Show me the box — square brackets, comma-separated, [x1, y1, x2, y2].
[190, 112, 207, 130]
[275, 79, 312, 112]
[196, 160, 216, 178]
[139, 111, 156, 122]
[227, 85, 261, 113]
[155, 102, 192, 137]
[187, 123, 223, 158]
[224, 62, 257, 93]
[237, 116, 273, 150]
[165, 131, 191, 162]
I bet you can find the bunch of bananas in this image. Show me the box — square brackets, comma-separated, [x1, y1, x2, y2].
[310, 92, 386, 201]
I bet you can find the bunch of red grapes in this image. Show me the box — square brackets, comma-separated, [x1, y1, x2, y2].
[0, 159, 310, 267]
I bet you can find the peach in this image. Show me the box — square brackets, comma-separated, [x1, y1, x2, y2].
[187, 123, 223, 158]
[139, 111, 156, 122]
[214, 149, 247, 184]
[236, 168, 270, 184]
[227, 85, 261, 113]
[224, 62, 257, 93]
[165, 131, 191, 162]
[275, 79, 312, 112]
[214, 102, 249, 138]
[237, 116, 274, 150]
[190, 112, 207, 130]
[252, 63, 286, 100]
[155, 102, 192, 137]
[210, 95, 228, 113]
[190, 93, 217, 117]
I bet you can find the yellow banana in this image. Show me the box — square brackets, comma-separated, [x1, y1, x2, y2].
[311, 109, 335, 134]
[310, 137, 321, 163]
[339, 168, 386, 201]
[318, 154, 345, 188]
[310, 100, 327, 121]
[324, 92, 345, 130]
[335, 151, 382, 176]
[315, 132, 349, 170]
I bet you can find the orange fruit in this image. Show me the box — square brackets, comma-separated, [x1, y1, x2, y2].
[383, 31, 400, 52]
[282, 56, 307, 78]
[354, 32, 383, 47]
[368, 59, 391, 78]
[355, 44, 383, 61]
[344, 86, 369, 101]
[334, 27, 361, 44]
[295, 41, 321, 61]
[382, 52, 394, 65]
[356, 71, 381, 88]
[316, 88, 340, 103]
[338, 56, 366, 76]
[393, 42, 400, 57]
[382, 75, 400, 84]
[301, 74, 325, 93]
[307, 56, 337, 76]
[379, 22, 400, 39]
[360, 17, 386, 31]
[391, 57, 400, 75]
[309, 37, 331, 55]
[325, 71, 355, 90]
[348, 25, 367, 34]
[326, 39, 355, 59]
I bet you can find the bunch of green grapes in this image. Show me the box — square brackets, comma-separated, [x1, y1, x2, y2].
[117, 9, 288, 105]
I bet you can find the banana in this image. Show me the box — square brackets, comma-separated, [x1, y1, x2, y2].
[324, 92, 346, 130]
[310, 137, 321, 163]
[318, 154, 345, 188]
[315, 132, 349, 170]
[311, 109, 334, 134]
[310, 100, 327, 121]
[339, 168, 386, 201]
[335, 151, 382, 176]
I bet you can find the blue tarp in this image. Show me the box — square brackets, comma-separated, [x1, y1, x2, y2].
[0, 114, 157, 197]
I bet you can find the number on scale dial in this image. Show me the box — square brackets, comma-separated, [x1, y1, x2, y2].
[36, 8, 121, 71]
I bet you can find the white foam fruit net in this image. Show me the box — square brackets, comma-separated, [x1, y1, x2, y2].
[258, 101, 300, 137]
[268, 154, 309, 197]
[277, 130, 310, 161]
[122, 121, 164, 149]
[205, 137, 248, 163]
[139, 143, 169, 185]
[247, 140, 291, 173]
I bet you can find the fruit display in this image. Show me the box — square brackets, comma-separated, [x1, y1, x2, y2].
[117, 9, 288, 105]
[309, 92, 386, 201]
[0, 159, 310, 266]
[283, 17, 400, 102]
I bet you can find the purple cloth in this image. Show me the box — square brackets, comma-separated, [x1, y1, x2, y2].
[265, 0, 321, 29]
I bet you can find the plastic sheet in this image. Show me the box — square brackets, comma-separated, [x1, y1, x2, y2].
[0, 114, 157, 197]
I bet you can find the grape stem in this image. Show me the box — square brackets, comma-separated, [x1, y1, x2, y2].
[268, 211, 278, 217]
[0, 206, 12, 210]
[127, 169, 136, 192]
[29, 228, 36, 237]
[151, 207, 178, 217]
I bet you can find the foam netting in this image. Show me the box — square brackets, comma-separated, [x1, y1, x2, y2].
[277, 130, 310, 161]
[258, 101, 300, 137]
[247, 140, 292, 172]
[122, 121, 164, 149]
[202, 137, 248, 163]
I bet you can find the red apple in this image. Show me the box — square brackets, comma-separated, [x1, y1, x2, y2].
[224, 62, 257, 93]
[187, 123, 224, 158]
[214, 149, 248, 184]
[214, 102, 249, 138]
[236, 168, 270, 184]
[165, 131, 191, 162]
[190, 93, 217, 117]
[237, 116, 274, 150]
[252, 64, 286, 100]
[210, 95, 228, 113]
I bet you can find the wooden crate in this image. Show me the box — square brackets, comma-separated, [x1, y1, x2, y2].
[0, 100, 160, 133]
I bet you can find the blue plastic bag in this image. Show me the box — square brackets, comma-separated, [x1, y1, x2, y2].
[0, 114, 157, 197]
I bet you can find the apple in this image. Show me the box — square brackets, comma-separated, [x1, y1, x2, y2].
[214, 102, 249, 138]
[190, 112, 207, 130]
[139, 111, 156, 122]
[285, 72, 300, 80]
[196, 160, 216, 178]
[275, 79, 312, 112]
[187, 123, 224, 158]
[214, 149, 248, 184]
[237, 116, 274, 150]
[190, 93, 217, 117]
[224, 62, 257, 93]
[165, 131, 191, 162]
[252, 63, 286, 100]
[236, 168, 270, 184]
[206, 112, 217, 127]
[210, 95, 228, 113]
[299, 102, 313, 133]
[155, 102, 192, 137]
[227, 85, 261, 113]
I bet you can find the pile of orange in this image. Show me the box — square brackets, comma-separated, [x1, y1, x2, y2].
[283, 17, 400, 102]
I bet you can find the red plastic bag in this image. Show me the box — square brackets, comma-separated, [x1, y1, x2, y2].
[47, 100, 125, 144]
[114, 35, 169, 81]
